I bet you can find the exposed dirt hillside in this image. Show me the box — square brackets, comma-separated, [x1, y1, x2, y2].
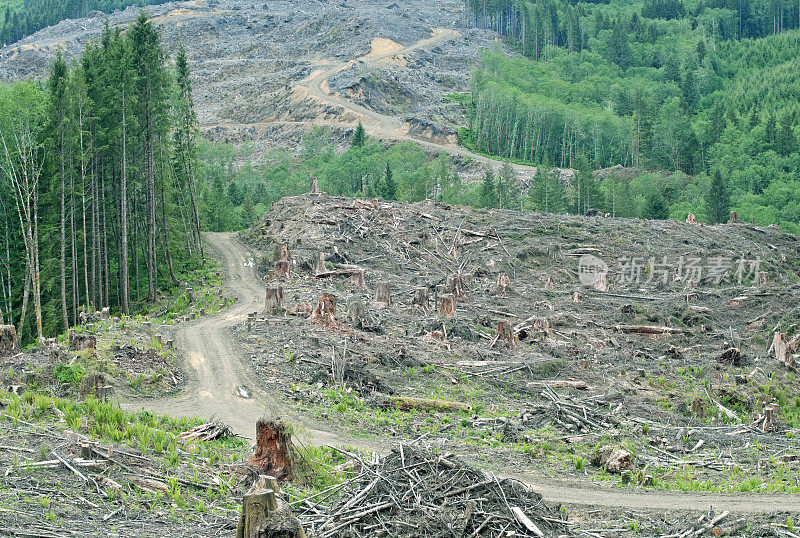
[0, 0, 511, 176]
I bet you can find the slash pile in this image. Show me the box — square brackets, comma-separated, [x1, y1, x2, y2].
[298, 444, 569, 537]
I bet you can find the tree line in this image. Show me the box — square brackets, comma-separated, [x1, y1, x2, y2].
[0, 12, 202, 342]
[0, 0, 171, 45]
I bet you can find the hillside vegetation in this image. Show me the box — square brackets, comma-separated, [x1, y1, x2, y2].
[461, 0, 800, 230]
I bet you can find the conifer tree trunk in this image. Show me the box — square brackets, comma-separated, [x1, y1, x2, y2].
[119, 83, 130, 314]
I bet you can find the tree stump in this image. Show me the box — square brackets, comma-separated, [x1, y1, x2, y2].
[99, 307, 110, 320]
[686, 212, 696, 223]
[349, 269, 367, 290]
[0, 325, 19, 353]
[68, 331, 96, 351]
[265, 287, 285, 316]
[250, 419, 293, 480]
[247, 313, 256, 331]
[757, 271, 769, 285]
[186, 287, 195, 303]
[412, 287, 429, 311]
[446, 274, 465, 298]
[347, 301, 365, 326]
[236, 474, 305, 538]
[309, 175, 318, 194]
[769, 332, 797, 367]
[764, 403, 783, 432]
[494, 273, 511, 294]
[274, 244, 290, 263]
[308, 294, 337, 326]
[572, 291, 582, 303]
[438, 293, 456, 318]
[312, 252, 326, 276]
[273, 261, 290, 280]
[373, 282, 392, 306]
[728, 211, 740, 224]
[490, 321, 516, 349]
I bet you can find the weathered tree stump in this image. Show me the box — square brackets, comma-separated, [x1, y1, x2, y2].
[686, 212, 696, 223]
[79, 373, 108, 401]
[68, 331, 96, 351]
[312, 252, 326, 276]
[769, 332, 797, 367]
[571, 291, 582, 303]
[265, 286, 285, 316]
[0, 325, 19, 353]
[373, 282, 392, 306]
[274, 244, 290, 263]
[757, 271, 769, 285]
[250, 419, 293, 480]
[347, 301, 365, 326]
[446, 273, 465, 298]
[438, 293, 456, 318]
[412, 287, 430, 311]
[490, 321, 517, 349]
[99, 307, 110, 320]
[247, 313, 256, 331]
[494, 273, 511, 295]
[186, 288, 195, 303]
[308, 294, 337, 326]
[309, 175, 318, 194]
[728, 211, 740, 224]
[236, 473, 305, 538]
[273, 261, 290, 280]
[164, 339, 174, 349]
[349, 269, 367, 290]
[764, 403, 783, 432]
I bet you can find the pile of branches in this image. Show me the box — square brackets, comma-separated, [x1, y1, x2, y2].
[299, 444, 569, 537]
[521, 386, 618, 433]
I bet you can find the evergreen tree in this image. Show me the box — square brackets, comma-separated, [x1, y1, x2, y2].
[777, 115, 797, 156]
[241, 193, 255, 227]
[748, 107, 759, 128]
[607, 25, 631, 69]
[765, 113, 777, 144]
[382, 162, 396, 200]
[351, 122, 366, 148]
[479, 168, 498, 209]
[706, 169, 730, 224]
[497, 161, 518, 209]
[643, 189, 668, 219]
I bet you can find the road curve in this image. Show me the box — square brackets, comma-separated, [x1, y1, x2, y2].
[123, 232, 800, 515]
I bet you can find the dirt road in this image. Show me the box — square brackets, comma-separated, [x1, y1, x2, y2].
[120, 232, 356, 449]
[121, 232, 800, 515]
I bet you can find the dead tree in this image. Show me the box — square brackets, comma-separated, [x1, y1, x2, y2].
[309, 294, 337, 326]
[373, 282, 392, 306]
[236, 474, 305, 538]
[412, 287, 429, 311]
[251, 419, 294, 480]
[0, 325, 18, 353]
[490, 321, 516, 349]
[265, 286, 285, 315]
[438, 293, 456, 318]
[312, 252, 326, 276]
[309, 175, 318, 194]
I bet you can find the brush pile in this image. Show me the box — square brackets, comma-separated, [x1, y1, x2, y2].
[299, 444, 569, 537]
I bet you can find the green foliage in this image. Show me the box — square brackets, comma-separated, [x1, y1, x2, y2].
[706, 169, 730, 223]
[351, 122, 366, 148]
[53, 363, 85, 385]
[479, 168, 498, 209]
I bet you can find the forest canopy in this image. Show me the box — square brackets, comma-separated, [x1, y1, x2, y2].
[0, 12, 202, 343]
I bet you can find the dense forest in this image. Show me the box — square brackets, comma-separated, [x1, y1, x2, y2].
[0, 0, 170, 44]
[461, 0, 800, 230]
[0, 13, 203, 343]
